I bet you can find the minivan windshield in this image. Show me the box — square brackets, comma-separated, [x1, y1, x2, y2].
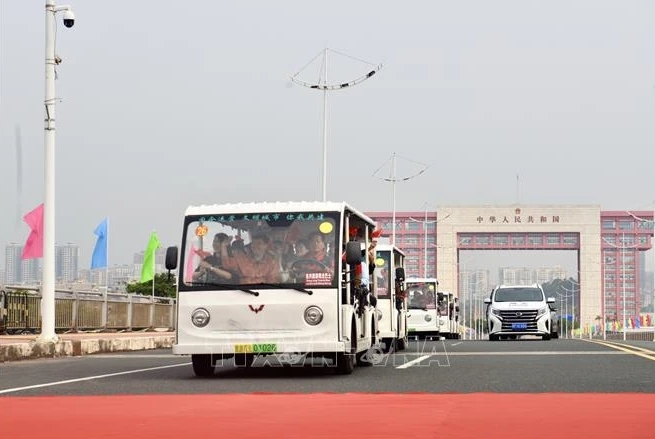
[494, 287, 544, 302]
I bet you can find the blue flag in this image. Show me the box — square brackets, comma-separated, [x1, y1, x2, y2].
[91, 218, 108, 269]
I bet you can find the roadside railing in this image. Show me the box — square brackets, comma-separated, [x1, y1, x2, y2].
[0, 287, 176, 335]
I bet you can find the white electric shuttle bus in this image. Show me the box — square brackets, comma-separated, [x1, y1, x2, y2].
[372, 242, 408, 352]
[436, 291, 460, 339]
[405, 277, 440, 339]
[164, 201, 380, 376]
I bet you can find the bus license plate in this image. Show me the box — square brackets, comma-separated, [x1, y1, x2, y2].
[511, 323, 527, 330]
[234, 343, 277, 353]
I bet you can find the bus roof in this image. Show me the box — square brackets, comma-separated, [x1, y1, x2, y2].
[184, 201, 376, 226]
[374, 243, 406, 257]
[405, 277, 439, 284]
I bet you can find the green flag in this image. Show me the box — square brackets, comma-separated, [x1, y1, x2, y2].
[140, 231, 160, 283]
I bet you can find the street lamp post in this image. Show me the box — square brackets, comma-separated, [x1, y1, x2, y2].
[408, 205, 450, 278]
[372, 154, 428, 247]
[603, 232, 639, 342]
[41, 1, 76, 342]
[626, 203, 655, 343]
[560, 281, 578, 339]
[291, 48, 382, 201]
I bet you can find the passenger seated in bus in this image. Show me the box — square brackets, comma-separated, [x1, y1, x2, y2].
[221, 234, 281, 284]
[437, 295, 447, 317]
[294, 239, 309, 258]
[192, 233, 236, 284]
[304, 232, 334, 273]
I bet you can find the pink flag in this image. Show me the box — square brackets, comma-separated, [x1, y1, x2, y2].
[185, 245, 197, 283]
[21, 203, 44, 260]
[184, 246, 213, 282]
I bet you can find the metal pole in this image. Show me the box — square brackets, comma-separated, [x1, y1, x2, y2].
[391, 153, 396, 247]
[40, 0, 58, 342]
[565, 288, 568, 339]
[469, 287, 473, 340]
[321, 48, 328, 202]
[424, 203, 428, 277]
[622, 232, 626, 341]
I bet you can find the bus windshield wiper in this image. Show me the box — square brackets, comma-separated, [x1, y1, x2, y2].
[186, 282, 259, 296]
[251, 283, 313, 295]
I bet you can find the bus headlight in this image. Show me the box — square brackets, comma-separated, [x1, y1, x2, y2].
[191, 308, 210, 328]
[304, 306, 324, 326]
[424, 314, 432, 322]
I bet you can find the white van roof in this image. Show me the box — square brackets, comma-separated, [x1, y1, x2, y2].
[184, 201, 376, 227]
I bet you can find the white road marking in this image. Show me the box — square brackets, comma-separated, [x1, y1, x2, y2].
[91, 354, 180, 359]
[396, 355, 432, 369]
[451, 342, 462, 346]
[0, 363, 190, 395]
[393, 351, 625, 356]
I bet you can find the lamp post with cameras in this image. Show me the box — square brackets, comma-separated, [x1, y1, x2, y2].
[408, 204, 450, 278]
[372, 153, 428, 246]
[291, 48, 382, 202]
[41, 1, 76, 342]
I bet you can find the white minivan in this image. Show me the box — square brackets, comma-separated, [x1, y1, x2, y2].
[485, 284, 556, 341]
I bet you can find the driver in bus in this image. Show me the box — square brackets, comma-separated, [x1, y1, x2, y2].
[221, 234, 281, 284]
[304, 231, 334, 274]
[192, 233, 235, 284]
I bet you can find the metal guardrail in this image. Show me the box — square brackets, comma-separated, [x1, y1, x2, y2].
[0, 287, 176, 335]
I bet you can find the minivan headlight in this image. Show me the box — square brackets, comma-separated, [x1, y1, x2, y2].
[491, 308, 503, 318]
[536, 307, 548, 318]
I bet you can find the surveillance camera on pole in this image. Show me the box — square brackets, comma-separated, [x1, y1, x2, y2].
[62, 9, 75, 27]
[40, 1, 76, 342]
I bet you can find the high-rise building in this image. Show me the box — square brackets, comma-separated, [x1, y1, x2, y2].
[56, 243, 79, 283]
[4, 243, 23, 284]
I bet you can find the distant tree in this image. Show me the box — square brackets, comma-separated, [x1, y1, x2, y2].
[126, 273, 176, 298]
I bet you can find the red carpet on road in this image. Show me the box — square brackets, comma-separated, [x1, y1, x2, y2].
[1, 393, 654, 438]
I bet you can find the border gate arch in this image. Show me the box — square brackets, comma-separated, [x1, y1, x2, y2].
[436, 205, 602, 328]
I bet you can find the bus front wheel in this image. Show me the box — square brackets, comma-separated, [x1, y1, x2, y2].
[192, 354, 215, 377]
[335, 327, 356, 375]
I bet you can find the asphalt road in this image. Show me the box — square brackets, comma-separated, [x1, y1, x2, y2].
[2, 338, 654, 396]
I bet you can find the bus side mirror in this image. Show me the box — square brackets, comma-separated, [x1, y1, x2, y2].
[345, 241, 362, 265]
[165, 246, 179, 271]
[395, 267, 405, 282]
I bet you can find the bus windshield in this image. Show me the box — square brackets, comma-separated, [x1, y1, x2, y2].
[406, 282, 437, 309]
[180, 211, 340, 290]
[374, 251, 392, 298]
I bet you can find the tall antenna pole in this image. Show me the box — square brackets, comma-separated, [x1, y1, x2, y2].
[291, 48, 383, 201]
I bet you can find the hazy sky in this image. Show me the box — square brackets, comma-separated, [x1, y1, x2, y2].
[1, 0, 654, 268]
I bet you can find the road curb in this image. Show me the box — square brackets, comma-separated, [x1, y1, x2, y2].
[0, 336, 174, 363]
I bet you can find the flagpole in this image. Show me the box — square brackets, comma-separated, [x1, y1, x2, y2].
[152, 229, 156, 298]
[105, 218, 109, 297]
